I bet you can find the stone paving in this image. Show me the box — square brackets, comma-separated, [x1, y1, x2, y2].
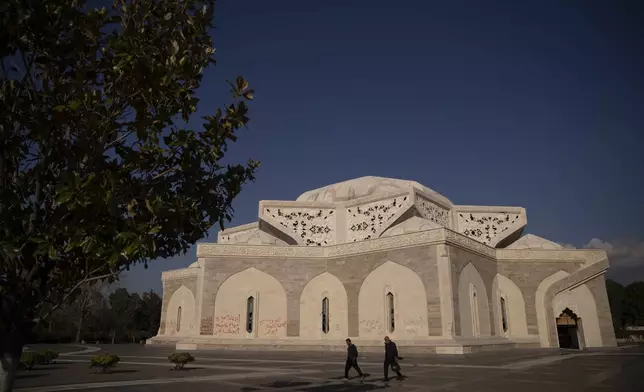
[13, 344, 644, 392]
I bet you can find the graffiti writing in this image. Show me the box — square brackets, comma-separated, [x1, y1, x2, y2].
[404, 317, 424, 327]
[360, 319, 383, 332]
[214, 314, 241, 335]
[403, 317, 424, 334]
[260, 317, 287, 336]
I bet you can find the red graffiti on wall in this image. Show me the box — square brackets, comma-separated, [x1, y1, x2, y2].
[214, 314, 240, 335]
[260, 317, 287, 336]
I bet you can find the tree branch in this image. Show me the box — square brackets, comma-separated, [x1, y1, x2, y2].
[34, 267, 126, 325]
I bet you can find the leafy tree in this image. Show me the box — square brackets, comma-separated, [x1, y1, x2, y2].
[135, 290, 162, 339]
[83, 290, 112, 343]
[624, 282, 644, 326]
[108, 288, 140, 342]
[72, 282, 105, 343]
[0, 0, 257, 390]
[606, 279, 626, 332]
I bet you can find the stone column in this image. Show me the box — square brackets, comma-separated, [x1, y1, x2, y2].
[158, 280, 167, 335]
[437, 244, 455, 337]
[585, 275, 617, 347]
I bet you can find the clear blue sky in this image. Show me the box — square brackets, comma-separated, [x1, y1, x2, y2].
[119, 0, 644, 293]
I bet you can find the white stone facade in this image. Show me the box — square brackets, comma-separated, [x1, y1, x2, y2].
[150, 177, 616, 353]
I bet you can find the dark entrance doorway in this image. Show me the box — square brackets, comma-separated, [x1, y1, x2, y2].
[556, 308, 580, 349]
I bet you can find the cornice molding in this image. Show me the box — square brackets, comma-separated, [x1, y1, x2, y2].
[161, 268, 200, 281]
[196, 227, 606, 265]
[496, 249, 607, 264]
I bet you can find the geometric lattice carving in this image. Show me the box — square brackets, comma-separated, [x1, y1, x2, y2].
[415, 196, 451, 228]
[457, 212, 521, 245]
[264, 208, 335, 246]
[200, 317, 214, 335]
[347, 196, 408, 242]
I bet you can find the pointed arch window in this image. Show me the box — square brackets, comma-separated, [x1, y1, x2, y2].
[322, 297, 329, 334]
[176, 306, 182, 332]
[386, 292, 395, 333]
[246, 297, 254, 333]
[500, 297, 508, 333]
[471, 287, 480, 337]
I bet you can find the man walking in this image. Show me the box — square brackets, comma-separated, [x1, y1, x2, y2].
[344, 338, 364, 381]
[383, 336, 404, 381]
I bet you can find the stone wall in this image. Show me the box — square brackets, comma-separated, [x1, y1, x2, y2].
[448, 246, 496, 336]
[448, 247, 591, 339]
[199, 244, 441, 338]
[496, 260, 583, 335]
[159, 277, 198, 335]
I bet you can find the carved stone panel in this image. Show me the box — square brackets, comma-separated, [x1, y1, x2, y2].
[200, 316, 214, 335]
[457, 212, 521, 245]
[415, 196, 451, 228]
[263, 208, 335, 246]
[346, 196, 408, 242]
[219, 227, 287, 246]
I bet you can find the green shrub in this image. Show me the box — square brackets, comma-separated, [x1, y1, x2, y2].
[168, 352, 195, 370]
[20, 352, 44, 370]
[39, 350, 59, 364]
[89, 354, 120, 373]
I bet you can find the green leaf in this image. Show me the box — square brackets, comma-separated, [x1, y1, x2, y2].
[81, 237, 94, 253]
[55, 190, 74, 204]
[116, 232, 136, 243]
[68, 100, 81, 110]
[47, 245, 57, 259]
[53, 105, 66, 112]
[64, 241, 78, 252]
[107, 252, 119, 266]
[124, 239, 140, 257]
[82, 173, 96, 188]
[127, 199, 138, 216]
[236, 76, 248, 92]
[145, 199, 154, 214]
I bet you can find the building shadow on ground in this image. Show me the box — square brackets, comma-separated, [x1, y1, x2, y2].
[92, 369, 139, 375]
[258, 376, 390, 391]
[16, 373, 50, 380]
[39, 365, 68, 370]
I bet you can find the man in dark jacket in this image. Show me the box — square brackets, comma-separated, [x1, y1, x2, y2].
[344, 338, 364, 380]
[383, 336, 404, 381]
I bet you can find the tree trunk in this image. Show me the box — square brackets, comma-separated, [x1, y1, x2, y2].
[111, 330, 115, 345]
[0, 331, 24, 392]
[75, 313, 84, 343]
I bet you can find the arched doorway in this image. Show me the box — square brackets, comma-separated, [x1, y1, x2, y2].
[556, 308, 581, 349]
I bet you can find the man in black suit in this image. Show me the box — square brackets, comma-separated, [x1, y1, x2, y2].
[383, 336, 404, 381]
[344, 338, 364, 380]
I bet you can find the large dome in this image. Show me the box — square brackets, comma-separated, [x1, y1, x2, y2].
[296, 176, 453, 206]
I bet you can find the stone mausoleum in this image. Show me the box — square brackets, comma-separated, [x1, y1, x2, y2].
[148, 177, 617, 353]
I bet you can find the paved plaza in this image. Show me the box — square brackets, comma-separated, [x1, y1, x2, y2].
[13, 344, 644, 392]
